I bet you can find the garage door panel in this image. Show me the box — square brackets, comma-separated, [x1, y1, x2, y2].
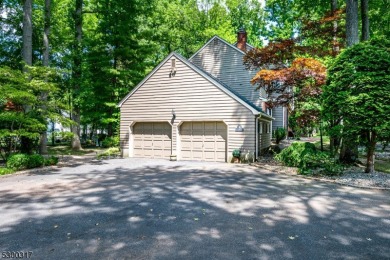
[192, 141, 203, 149]
[192, 151, 203, 160]
[204, 141, 215, 149]
[192, 122, 204, 130]
[133, 122, 171, 159]
[216, 152, 226, 160]
[180, 121, 226, 162]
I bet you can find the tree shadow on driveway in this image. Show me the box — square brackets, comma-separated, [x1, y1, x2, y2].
[0, 159, 389, 259]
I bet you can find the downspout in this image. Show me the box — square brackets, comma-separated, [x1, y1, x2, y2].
[255, 115, 260, 161]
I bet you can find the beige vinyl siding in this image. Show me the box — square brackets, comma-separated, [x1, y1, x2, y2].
[190, 37, 266, 107]
[272, 106, 287, 131]
[120, 56, 256, 161]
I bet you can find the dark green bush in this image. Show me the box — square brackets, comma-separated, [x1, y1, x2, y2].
[7, 153, 47, 170]
[274, 128, 286, 144]
[275, 142, 316, 168]
[44, 156, 59, 166]
[101, 136, 119, 148]
[27, 154, 45, 168]
[6, 154, 30, 170]
[275, 142, 342, 175]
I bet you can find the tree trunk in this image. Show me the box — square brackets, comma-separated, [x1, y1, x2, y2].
[71, 0, 83, 151]
[22, 0, 33, 67]
[346, 0, 359, 47]
[39, 0, 51, 155]
[339, 136, 358, 164]
[331, 0, 339, 56]
[361, 0, 370, 41]
[365, 132, 376, 173]
[21, 0, 33, 153]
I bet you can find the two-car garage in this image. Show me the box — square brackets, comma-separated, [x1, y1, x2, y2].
[131, 121, 227, 162]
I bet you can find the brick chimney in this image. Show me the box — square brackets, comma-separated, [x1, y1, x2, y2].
[237, 28, 247, 52]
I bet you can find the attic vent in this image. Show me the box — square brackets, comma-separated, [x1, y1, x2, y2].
[213, 38, 218, 46]
[171, 58, 176, 69]
[170, 58, 176, 77]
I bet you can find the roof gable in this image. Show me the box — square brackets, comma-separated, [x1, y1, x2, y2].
[189, 35, 246, 62]
[118, 52, 263, 116]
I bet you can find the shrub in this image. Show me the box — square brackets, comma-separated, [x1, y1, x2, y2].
[101, 136, 120, 148]
[274, 128, 286, 144]
[0, 167, 14, 175]
[275, 142, 316, 168]
[27, 154, 45, 168]
[6, 154, 30, 170]
[44, 156, 59, 166]
[97, 147, 120, 159]
[7, 153, 46, 170]
[275, 142, 342, 175]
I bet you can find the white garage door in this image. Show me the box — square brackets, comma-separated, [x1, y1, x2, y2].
[180, 121, 227, 162]
[133, 122, 171, 159]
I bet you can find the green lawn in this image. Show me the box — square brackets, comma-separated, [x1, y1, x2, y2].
[47, 145, 103, 156]
[374, 159, 390, 174]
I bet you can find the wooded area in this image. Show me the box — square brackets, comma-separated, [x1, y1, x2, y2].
[1, 0, 389, 173]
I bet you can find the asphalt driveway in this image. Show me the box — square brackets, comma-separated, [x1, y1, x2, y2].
[0, 158, 389, 259]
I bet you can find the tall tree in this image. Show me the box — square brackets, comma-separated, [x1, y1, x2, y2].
[71, 0, 83, 150]
[361, 0, 370, 41]
[22, 0, 33, 68]
[323, 39, 390, 173]
[39, 0, 51, 154]
[346, 0, 359, 46]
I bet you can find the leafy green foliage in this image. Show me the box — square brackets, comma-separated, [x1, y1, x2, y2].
[101, 136, 119, 148]
[27, 154, 45, 168]
[275, 142, 317, 168]
[6, 153, 54, 170]
[6, 154, 30, 170]
[275, 142, 341, 175]
[97, 147, 120, 159]
[0, 167, 15, 175]
[323, 38, 390, 172]
[274, 128, 286, 144]
[0, 66, 61, 157]
[44, 155, 59, 166]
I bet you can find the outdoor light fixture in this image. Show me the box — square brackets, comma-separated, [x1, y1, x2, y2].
[171, 109, 176, 124]
[235, 124, 244, 132]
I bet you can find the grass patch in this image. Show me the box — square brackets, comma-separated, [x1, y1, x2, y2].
[48, 145, 103, 156]
[313, 136, 330, 151]
[0, 167, 15, 175]
[375, 159, 390, 174]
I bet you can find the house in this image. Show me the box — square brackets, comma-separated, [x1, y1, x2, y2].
[118, 29, 286, 162]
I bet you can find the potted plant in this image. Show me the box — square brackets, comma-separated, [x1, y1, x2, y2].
[232, 149, 241, 163]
